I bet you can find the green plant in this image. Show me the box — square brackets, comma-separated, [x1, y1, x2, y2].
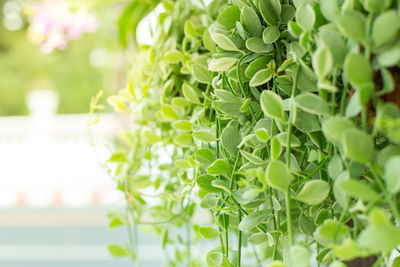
[97, 0, 400, 266]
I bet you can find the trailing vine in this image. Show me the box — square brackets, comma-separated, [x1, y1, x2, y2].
[96, 0, 400, 266]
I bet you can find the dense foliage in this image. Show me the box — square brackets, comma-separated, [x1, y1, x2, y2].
[101, 0, 400, 266]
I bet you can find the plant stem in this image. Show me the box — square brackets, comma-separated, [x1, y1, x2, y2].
[285, 64, 300, 246]
[237, 209, 242, 267]
[369, 165, 400, 223]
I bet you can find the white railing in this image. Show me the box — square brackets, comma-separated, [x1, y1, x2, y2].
[0, 90, 126, 207]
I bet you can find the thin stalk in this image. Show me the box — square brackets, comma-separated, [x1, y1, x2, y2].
[369, 165, 400, 223]
[237, 209, 242, 267]
[285, 64, 301, 246]
[224, 214, 229, 258]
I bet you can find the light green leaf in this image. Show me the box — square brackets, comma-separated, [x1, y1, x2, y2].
[337, 10, 366, 42]
[312, 45, 333, 79]
[276, 132, 301, 147]
[260, 90, 285, 121]
[320, 0, 339, 22]
[314, 219, 349, 246]
[266, 160, 294, 192]
[199, 226, 220, 239]
[384, 156, 400, 194]
[164, 50, 183, 64]
[295, 93, 330, 115]
[289, 245, 310, 267]
[362, 0, 392, 13]
[322, 116, 354, 142]
[337, 179, 380, 201]
[255, 128, 270, 142]
[197, 175, 222, 193]
[193, 130, 216, 142]
[250, 68, 273, 86]
[296, 4, 315, 31]
[108, 244, 128, 257]
[372, 10, 399, 48]
[174, 133, 193, 147]
[217, 6, 240, 29]
[342, 128, 374, 163]
[295, 180, 330, 205]
[241, 6, 262, 37]
[221, 125, 241, 155]
[195, 148, 215, 166]
[207, 159, 232, 175]
[263, 26, 280, 44]
[211, 33, 240, 51]
[245, 56, 272, 78]
[208, 57, 238, 72]
[246, 38, 274, 54]
[174, 159, 192, 169]
[238, 210, 269, 231]
[271, 136, 282, 160]
[182, 83, 200, 104]
[173, 120, 193, 132]
[192, 64, 212, 84]
[248, 232, 274, 245]
[142, 129, 162, 144]
[344, 53, 373, 91]
[258, 0, 281, 26]
[215, 89, 240, 103]
[108, 152, 127, 163]
[240, 150, 266, 165]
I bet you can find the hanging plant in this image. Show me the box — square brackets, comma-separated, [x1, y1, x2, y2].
[94, 0, 400, 266]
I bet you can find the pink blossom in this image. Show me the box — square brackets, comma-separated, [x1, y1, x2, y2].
[27, 0, 99, 53]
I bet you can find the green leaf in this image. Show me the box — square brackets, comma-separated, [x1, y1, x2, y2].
[215, 89, 240, 103]
[217, 6, 240, 29]
[199, 226, 220, 239]
[246, 38, 274, 53]
[240, 150, 266, 165]
[211, 33, 240, 51]
[108, 152, 127, 163]
[358, 209, 400, 253]
[295, 180, 330, 205]
[342, 128, 374, 164]
[250, 69, 273, 87]
[263, 26, 280, 44]
[108, 244, 128, 257]
[248, 232, 274, 245]
[322, 116, 354, 142]
[337, 179, 380, 201]
[372, 10, 399, 48]
[289, 245, 310, 267]
[255, 128, 270, 142]
[314, 219, 349, 246]
[207, 159, 232, 175]
[182, 83, 201, 104]
[221, 125, 241, 155]
[195, 148, 215, 166]
[238, 210, 269, 231]
[142, 129, 162, 144]
[258, 0, 281, 26]
[333, 238, 368, 261]
[384, 156, 400, 194]
[245, 56, 272, 78]
[173, 120, 193, 132]
[294, 111, 321, 133]
[312, 45, 333, 79]
[277, 132, 301, 147]
[344, 53, 373, 92]
[184, 20, 197, 39]
[266, 261, 286, 267]
[192, 64, 212, 84]
[296, 4, 315, 31]
[208, 57, 238, 72]
[377, 39, 400, 67]
[295, 93, 330, 115]
[271, 136, 282, 160]
[320, 0, 339, 22]
[174, 159, 192, 169]
[197, 174, 222, 193]
[281, 4, 296, 24]
[240, 6, 262, 37]
[337, 10, 366, 42]
[161, 104, 179, 120]
[362, 0, 392, 13]
[164, 50, 183, 63]
[260, 90, 285, 121]
[265, 160, 294, 192]
[174, 133, 194, 147]
[193, 130, 216, 142]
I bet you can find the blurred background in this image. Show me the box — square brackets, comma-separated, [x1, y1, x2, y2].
[0, 0, 163, 266]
